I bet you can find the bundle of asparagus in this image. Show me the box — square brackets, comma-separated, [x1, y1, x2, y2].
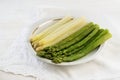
[30, 16, 112, 64]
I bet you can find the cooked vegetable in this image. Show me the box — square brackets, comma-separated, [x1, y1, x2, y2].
[44, 22, 95, 55]
[36, 17, 87, 51]
[53, 22, 94, 47]
[60, 24, 99, 55]
[31, 16, 112, 64]
[30, 16, 73, 43]
[51, 28, 102, 63]
[37, 30, 111, 63]
[32, 16, 73, 48]
[66, 29, 104, 56]
[53, 29, 112, 63]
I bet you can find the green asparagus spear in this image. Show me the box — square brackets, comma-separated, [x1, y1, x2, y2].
[64, 29, 104, 56]
[61, 24, 99, 54]
[37, 50, 53, 60]
[38, 29, 104, 63]
[52, 28, 102, 63]
[63, 29, 112, 62]
[37, 51, 46, 57]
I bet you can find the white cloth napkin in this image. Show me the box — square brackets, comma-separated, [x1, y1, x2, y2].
[0, 8, 120, 80]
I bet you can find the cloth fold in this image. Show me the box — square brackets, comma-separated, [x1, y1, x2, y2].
[0, 8, 120, 80]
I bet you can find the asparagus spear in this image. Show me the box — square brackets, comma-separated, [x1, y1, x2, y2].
[37, 51, 46, 57]
[53, 22, 94, 47]
[39, 24, 97, 59]
[36, 17, 87, 51]
[63, 29, 112, 62]
[42, 22, 94, 53]
[52, 29, 105, 63]
[65, 29, 104, 56]
[37, 29, 112, 63]
[37, 50, 54, 60]
[52, 27, 101, 63]
[32, 17, 73, 48]
[52, 25, 99, 55]
[51, 23, 95, 52]
[61, 24, 99, 55]
[37, 23, 94, 57]
[30, 16, 73, 42]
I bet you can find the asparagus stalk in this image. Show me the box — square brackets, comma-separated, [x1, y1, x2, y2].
[30, 16, 73, 42]
[53, 22, 94, 47]
[37, 51, 46, 57]
[66, 29, 104, 56]
[37, 28, 112, 63]
[36, 17, 87, 51]
[32, 17, 73, 48]
[61, 24, 99, 55]
[52, 29, 104, 63]
[37, 51, 53, 60]
[38, 24, 97, 59]
[63, 29, 112, 62]
[52, 25, 99, 55]
[42, 22, 94, 53]
[51, 23, 95, 52]
[52, 26, 100, 63]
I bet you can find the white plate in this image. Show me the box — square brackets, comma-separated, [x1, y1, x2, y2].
[27, 8, 110, 66]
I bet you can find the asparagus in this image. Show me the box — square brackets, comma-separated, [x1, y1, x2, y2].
[30, 16, 73, 42]
[43, 22, 94, 53]
[44, 24, 98, 61]
[63, 29, 112, 62]
[51, 23, 95, 52]
[63, 29, 104, 56]
[65, 46, 83, 56]
[37, 50, 53, 60]
[35, 21, 112, 64]
[51, 29, 103, 63]
[61, 24, 99, 55]
[32, 17, 73, 48]
[36, 17, 87, 51]
[53, 22, 94, 47]
[37, 51, 46, 57]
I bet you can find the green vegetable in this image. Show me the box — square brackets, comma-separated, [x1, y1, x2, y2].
[63, 29, 112, 62]
[35, 21, 112, 64]
[51, 28, 101, 63]
[65, 29, 104, 56]
[56, 23, 95, 51]
[37, 51, 53, 60]
[44, 22, 94, 53]
[54, 22, 94, 46]
[61, 24, 99, 55]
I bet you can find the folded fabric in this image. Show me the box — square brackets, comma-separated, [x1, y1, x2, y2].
[0, 8, 120, 80]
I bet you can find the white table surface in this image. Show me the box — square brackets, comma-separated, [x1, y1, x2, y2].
[0, 0, 120, 80]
